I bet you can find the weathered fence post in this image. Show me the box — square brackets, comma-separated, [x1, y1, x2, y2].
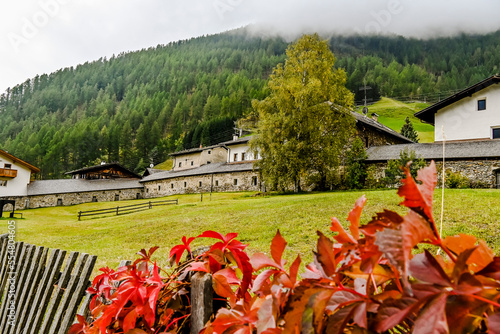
[190, 272, 213, 334]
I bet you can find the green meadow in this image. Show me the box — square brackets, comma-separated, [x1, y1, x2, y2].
[358, 97, 435, 143]
[2, 188, 500, 277]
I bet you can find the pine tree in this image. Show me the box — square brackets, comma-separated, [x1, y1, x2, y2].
[400, 116, 419, 142]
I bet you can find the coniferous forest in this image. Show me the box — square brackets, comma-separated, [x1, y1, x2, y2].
[2, 28, 500, 179]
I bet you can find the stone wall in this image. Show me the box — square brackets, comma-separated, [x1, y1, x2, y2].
[367, 159, 500, 188]
[3, 187, 144, 210]
[143, 171, 260, 198]
[356, 123, 409, 148]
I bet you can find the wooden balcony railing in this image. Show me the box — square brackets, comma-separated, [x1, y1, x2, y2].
[0, 168, 17, 178]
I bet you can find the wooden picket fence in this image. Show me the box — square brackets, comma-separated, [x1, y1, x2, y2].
[0, 234, 96, 334]
[78, 199, 178, 220]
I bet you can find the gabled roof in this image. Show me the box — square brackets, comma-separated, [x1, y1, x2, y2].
[351, 112, 413, 143]
[219, 135, 254, 146]
[27, 179, 143, 196]
[169, 144, 225, 157]
[140, 162, 255, 183]
[366, 140, 500, 162]
[65, 163, 141, 179]
[414, 75, 500, 125]
[0, 149, 40, 173]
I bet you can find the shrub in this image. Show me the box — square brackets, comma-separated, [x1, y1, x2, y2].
[71, 161, 500, 334]
[384, 147, 425, 186]
[445, 169, 470, 188]
[345, 137, 367, 189]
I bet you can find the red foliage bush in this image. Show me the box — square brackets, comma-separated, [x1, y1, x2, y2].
[70, 161, 500, 334]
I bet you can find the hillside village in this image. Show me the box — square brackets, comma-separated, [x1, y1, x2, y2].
[2, 75, 500, 211]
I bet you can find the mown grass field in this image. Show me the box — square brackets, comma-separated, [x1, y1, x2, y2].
[357, 97, 435, 143]
[2, 188, 500, 277]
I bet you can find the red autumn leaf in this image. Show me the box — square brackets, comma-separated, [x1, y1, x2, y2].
[315, 231, 337, 277]
[488, 312, 500, 334]
[270, 230, 287, 266]
[67, 315, 88, 334]
[169, 236, 196, 264]
[282, 285, 326, 333]
[288, 255, 301, 286]
[409, 250, 451, 286]
[252, 269, 278, 294]
[324, 303, 358, 334]
[123, 308, 139, 332]
[347, 195, 367, 240]
[443, 234, 494, 272]
[250, 252, 281, 271]
[330, 217, 357, 244]
[476, 256, 500, 280]
[187, 261, 210, 272]
[397, 161, 438, 235]
[124, 330, 148, 334]
[213, 271, 237, 304]
[413, 292, 449, 334]
[374, 297, 420, 332]
[256, 295, 277, 333]
[361, 210, 404, 237]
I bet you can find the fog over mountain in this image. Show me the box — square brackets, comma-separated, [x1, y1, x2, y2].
[1, 0, 500, 93]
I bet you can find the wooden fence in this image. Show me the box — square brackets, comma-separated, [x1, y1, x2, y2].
[0, 234, 96, 334]
[78, 199, 178, 220]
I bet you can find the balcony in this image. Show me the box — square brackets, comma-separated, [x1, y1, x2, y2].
[0, 168, 17, 178]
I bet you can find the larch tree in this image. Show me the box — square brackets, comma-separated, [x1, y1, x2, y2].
[251, 34, 355, 192]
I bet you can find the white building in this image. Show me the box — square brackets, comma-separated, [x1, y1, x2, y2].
[0, 149, 40, 197]
[415, 75, 500, 142]
[221, 136, 259, 163]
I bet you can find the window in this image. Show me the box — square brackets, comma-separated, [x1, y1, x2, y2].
[241, 152, 246, 161]
[115, 194, 120, 201]
[493, 128, 500, 139]
[179, 162, 182, 167]
[184, 181, 187, 188]
[57, 198, 63, 206]
[233, 179, 238, 186]
[191, 161, 194, 166]
[252, 176, 258, 186]
[146, 188, 149, 193]
[158, 185, 161, 191]
[136, 193, 141, 199]
[4, 164, 11, 169]
[215, 180, 219, 186]
[0, 180, 8, 186]
[92, 196, 98, 202]
[478, 98, 486, 111]
[171, 183, 174, 189]
[208, 151, 211, 155]
[199, 181, 202, 187]
[234, 153, 238, 162]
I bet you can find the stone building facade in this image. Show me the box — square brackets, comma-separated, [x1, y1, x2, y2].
[366, 141, 500, 188]
[141, 162, 260, 198]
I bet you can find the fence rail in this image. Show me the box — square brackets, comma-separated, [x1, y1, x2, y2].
[78, 199, 178, 220]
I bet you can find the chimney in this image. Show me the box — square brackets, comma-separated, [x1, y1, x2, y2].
[233, 134, 239, 141]
[371, 112, 379, 122]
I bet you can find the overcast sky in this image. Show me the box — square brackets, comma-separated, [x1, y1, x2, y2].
[1, 0, 500, 94]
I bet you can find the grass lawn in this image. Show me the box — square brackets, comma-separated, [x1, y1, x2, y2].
[2, 188, 500, 277]
[357, 97, 435, 143]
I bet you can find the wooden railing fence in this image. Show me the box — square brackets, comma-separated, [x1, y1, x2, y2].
[0, 234, 96, 334]
[78, 199, 178, 220]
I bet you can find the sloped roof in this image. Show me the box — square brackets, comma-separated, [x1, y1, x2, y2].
[414, 75, 500, 125]
[140, 162, 256, 183]
[169, 144, 224, 157]
[366, 140, 500, 162]
[65, 163, 141, 179]
[0, 149, 40, 173]
[219, 135, 254, 146]
[351, 112, 413, 143]
[27, 179, 143, 196]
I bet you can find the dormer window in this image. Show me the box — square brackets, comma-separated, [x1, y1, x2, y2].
[478, 98, 486, 111]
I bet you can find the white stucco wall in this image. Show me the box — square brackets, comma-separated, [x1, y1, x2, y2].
[435, 84, 500, 141]
[227, 143, 259, 162]
[0, 155, 32, 197]
[173, 147, 227, 171]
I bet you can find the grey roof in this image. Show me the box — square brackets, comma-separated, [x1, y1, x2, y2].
[65, 162, 141, 178]
[140, 162, 256, 183]
[169, 144, 224, 157]
[366, 140, 500, 162]
[219, 135, 254, 146]
[351, 112, 413, 143]
[28, 179, 143, 196]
